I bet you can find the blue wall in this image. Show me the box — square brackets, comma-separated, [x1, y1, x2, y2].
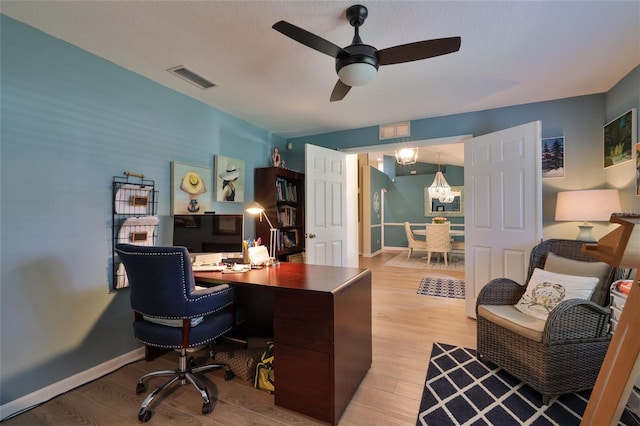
[368, 167, 389, 253]
[383, 164, 464, 247]
[1, 10, 639, 412]
[286, 69, 640, 242]
[0, 15, 283, 405]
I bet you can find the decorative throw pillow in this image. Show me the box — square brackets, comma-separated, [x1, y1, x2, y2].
[514, 268, 599, 321]
[544, 252, 612, 305]
[544, 252, 611, 284]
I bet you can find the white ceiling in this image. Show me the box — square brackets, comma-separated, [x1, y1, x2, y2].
[3, 1, 639, 149]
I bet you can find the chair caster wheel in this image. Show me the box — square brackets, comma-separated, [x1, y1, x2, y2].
[136, 382, 147, 394]
[224, 370, 234, 381]
[138, 410, 152, 422]
[202, 402, 212, 414]
[189, 356, 196, 368]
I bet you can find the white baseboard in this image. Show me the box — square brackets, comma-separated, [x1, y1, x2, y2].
[384, 246, 406, 252]
[0, 347, 145, 421]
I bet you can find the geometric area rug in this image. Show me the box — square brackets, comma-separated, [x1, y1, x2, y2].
[418, 277, 465, 299]
[417, 342, 638, 426]
[385, 250, 464, 271]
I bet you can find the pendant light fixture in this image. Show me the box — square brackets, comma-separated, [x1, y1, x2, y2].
[395, 147, 418, 165]
[428, 154, 454, 203]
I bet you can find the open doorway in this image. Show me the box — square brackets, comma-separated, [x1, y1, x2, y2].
[342, 135, 470, 257]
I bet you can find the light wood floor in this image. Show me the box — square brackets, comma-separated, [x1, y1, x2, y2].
[3, 251, 477, 425]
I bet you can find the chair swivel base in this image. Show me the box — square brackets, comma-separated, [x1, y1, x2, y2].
[135, 348, 234, 422]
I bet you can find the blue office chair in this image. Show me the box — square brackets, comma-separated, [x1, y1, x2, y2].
[115, 244, 236, 422]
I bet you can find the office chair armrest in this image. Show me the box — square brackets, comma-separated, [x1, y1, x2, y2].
[543, 299, 611, 343]
[187, 285, 236, 317]
[192, 283, 230, 297]
[476, 278, 525, 307]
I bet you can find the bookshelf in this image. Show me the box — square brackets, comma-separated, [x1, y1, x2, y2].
[254, 167, 305, 260]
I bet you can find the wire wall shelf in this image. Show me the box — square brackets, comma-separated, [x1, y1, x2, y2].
[112, 172, 158, 291]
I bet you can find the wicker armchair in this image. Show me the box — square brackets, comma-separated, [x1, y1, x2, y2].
[476, 239, 617, 404]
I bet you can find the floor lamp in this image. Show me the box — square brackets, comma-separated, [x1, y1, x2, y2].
[246, 201, 278, 263]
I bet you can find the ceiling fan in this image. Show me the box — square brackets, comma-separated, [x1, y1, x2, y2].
[273, 4, 461, 102]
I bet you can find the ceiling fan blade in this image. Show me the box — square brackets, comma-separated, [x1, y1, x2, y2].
[378, 37, 461, 66]
[330, 80, 351, 102]
[273, 21, 347, 58]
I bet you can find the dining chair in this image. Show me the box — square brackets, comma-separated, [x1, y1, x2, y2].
[404, 222, 426, 258]
[425, 222, 452, 266]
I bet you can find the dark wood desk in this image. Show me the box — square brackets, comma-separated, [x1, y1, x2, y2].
[194, 262, 372, 425]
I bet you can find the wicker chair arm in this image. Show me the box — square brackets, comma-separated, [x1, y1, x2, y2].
[543, 299, 611, 343]
[476, 278, 526, 307]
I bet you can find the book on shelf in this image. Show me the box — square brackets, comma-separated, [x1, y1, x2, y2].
[277, 205, 297, 227]
[278, 229, 299, 250]
[275, 178, 298, 202]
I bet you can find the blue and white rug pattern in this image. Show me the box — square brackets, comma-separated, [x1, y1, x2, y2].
[417, 342, 637, 426]
[417, 277, 465, 299]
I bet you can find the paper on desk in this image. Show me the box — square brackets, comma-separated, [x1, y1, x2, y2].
[221, 264, 251, 273]
[194, 253, 223, 265]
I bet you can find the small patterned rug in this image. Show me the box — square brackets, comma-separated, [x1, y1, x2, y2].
[417, 342, 637, 426]
[384, 250, 464, 271]
[418, 277, 465, 299]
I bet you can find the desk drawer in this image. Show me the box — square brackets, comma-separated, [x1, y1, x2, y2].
[275, 343, 333, 422]
[274, 290, 331, 322]
[274, 317, 331, 352]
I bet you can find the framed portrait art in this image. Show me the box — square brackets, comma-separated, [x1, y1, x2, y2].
[170, 162, 211, 215]
[541, 137, 565, 178]
[215, 155, 245, 202]
[604, 108, 636, 168]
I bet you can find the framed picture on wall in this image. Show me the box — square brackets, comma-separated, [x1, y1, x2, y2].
[215, 155, 245, 202]
[541, 137, 565, 178]
[171, 162, 211, 215]
[604, 108, 636, 168]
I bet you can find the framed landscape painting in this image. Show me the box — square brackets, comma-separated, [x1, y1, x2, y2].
[541, 137, 565, 178]
[604, 109, 636, 168]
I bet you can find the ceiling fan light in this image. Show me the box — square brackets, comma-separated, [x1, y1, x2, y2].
[338, 62, 377, 86]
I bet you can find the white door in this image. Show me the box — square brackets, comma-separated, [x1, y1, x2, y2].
[464, 121, 543, 317]
[305, 144, 353, 266]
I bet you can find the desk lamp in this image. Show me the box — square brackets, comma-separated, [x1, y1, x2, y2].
[554, 189, 620, 242]
[246, 201, 277, 263]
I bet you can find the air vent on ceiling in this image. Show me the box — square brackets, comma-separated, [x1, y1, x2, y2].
[168, 66, 216, 89]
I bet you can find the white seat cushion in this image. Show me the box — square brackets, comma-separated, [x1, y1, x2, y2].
[478, 304, 546, 342]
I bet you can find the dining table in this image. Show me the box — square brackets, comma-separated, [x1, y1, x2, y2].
[413, 228, 464, 237]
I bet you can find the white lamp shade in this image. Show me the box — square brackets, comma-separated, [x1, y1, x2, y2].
[555, 189, 621, 222]
[337, 62, 377, 86]
[245, 201, 265, 215]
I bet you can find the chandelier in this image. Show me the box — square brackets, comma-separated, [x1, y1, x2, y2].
[428, 154, 454, 203]
[395, 147, 418, 165]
